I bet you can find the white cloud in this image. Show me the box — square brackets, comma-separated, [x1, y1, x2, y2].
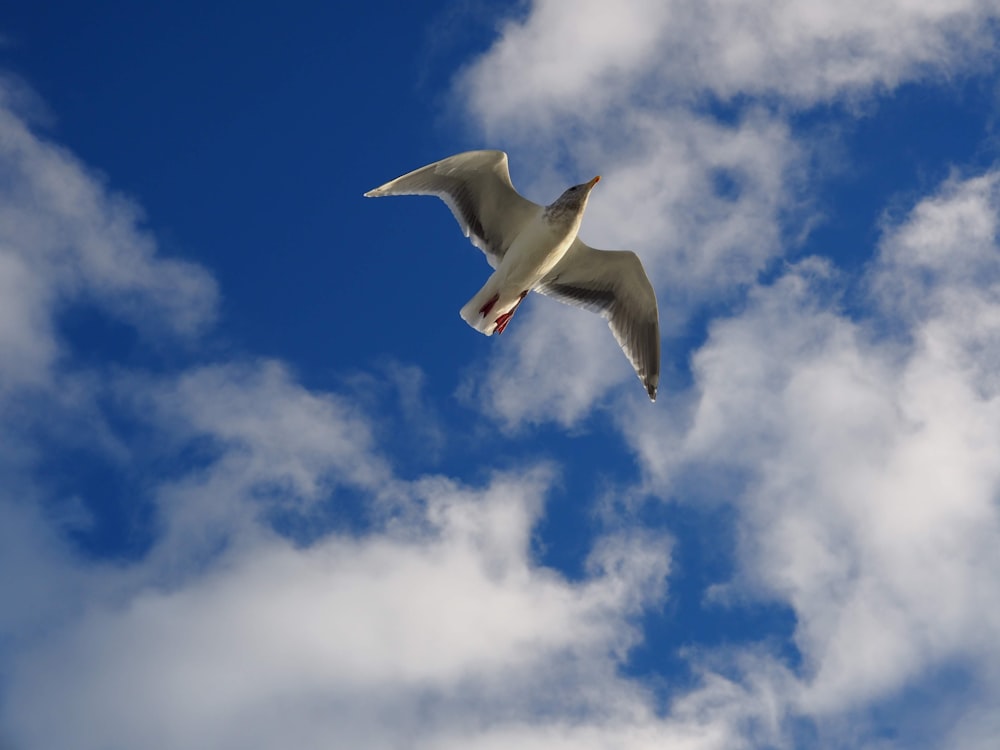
[452, 0, 1000, 427]
[0, 79, 219, 651]
[0, 76, 684, 750]
[457, 0, 674, 135]
[101, 359, 393, 577]
[460, 0, 1000, 132]
[629, 170, 1000, 736]
[2, 462, 676, 750]
[0, 82, 217, 392]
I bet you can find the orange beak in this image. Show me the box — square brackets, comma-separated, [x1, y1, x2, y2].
[587, 175, 601, 188]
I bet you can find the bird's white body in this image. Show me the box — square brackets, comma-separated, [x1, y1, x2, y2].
[460, 206, 581, 334]
[364, 150, 661, 400]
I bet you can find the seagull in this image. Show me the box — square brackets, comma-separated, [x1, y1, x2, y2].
[364, 150, 660, 401]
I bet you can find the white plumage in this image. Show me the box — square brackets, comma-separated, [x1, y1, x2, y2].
[364, 150, 660, 401]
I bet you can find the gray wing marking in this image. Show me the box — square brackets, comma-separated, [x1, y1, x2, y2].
[540, 283, 616, 312]
[538, 238, 661, 400]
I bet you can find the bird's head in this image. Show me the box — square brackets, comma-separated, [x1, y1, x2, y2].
[545, 175, 601, 228]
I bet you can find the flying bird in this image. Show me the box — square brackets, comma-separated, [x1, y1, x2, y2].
[364, 150, 660, 401]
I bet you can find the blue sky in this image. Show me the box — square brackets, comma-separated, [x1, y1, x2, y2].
[2, 2, 1000, 748]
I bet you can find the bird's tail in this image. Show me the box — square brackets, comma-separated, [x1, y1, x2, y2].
[459, 275, 501, 336]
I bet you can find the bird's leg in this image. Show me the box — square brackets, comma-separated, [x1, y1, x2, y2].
[479, 293, 500, 317]
[493, 291, 528, 335]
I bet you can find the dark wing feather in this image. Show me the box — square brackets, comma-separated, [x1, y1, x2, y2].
[537, 238, 660, 400]
[364, 150, 539, 268]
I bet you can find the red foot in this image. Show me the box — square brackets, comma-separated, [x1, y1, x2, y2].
[494, 310, 514, 334]
[492, 291, 528, 335]
[479, 293, 500, 317]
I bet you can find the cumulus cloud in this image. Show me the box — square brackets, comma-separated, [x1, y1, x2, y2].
[453, 0, 1000, 427]
[628, 169, 1000, 741]
[0, 337, 682, 749]
[3, 464, 674, 750]
[459, 0, 1000, 131]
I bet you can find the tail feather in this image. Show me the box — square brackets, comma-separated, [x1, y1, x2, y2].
[460, 275, 501, 336]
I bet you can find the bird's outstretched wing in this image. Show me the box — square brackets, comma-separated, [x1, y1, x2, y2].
[364, 150, 540, 269]
[537, 238, 660, 400]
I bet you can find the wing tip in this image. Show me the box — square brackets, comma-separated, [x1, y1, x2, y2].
[643, 369, 659, 402]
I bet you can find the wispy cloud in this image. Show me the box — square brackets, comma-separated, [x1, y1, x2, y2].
[0, 83, 216, 394]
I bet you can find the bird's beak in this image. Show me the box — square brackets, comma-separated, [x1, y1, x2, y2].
[587, 175, 601, 189]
